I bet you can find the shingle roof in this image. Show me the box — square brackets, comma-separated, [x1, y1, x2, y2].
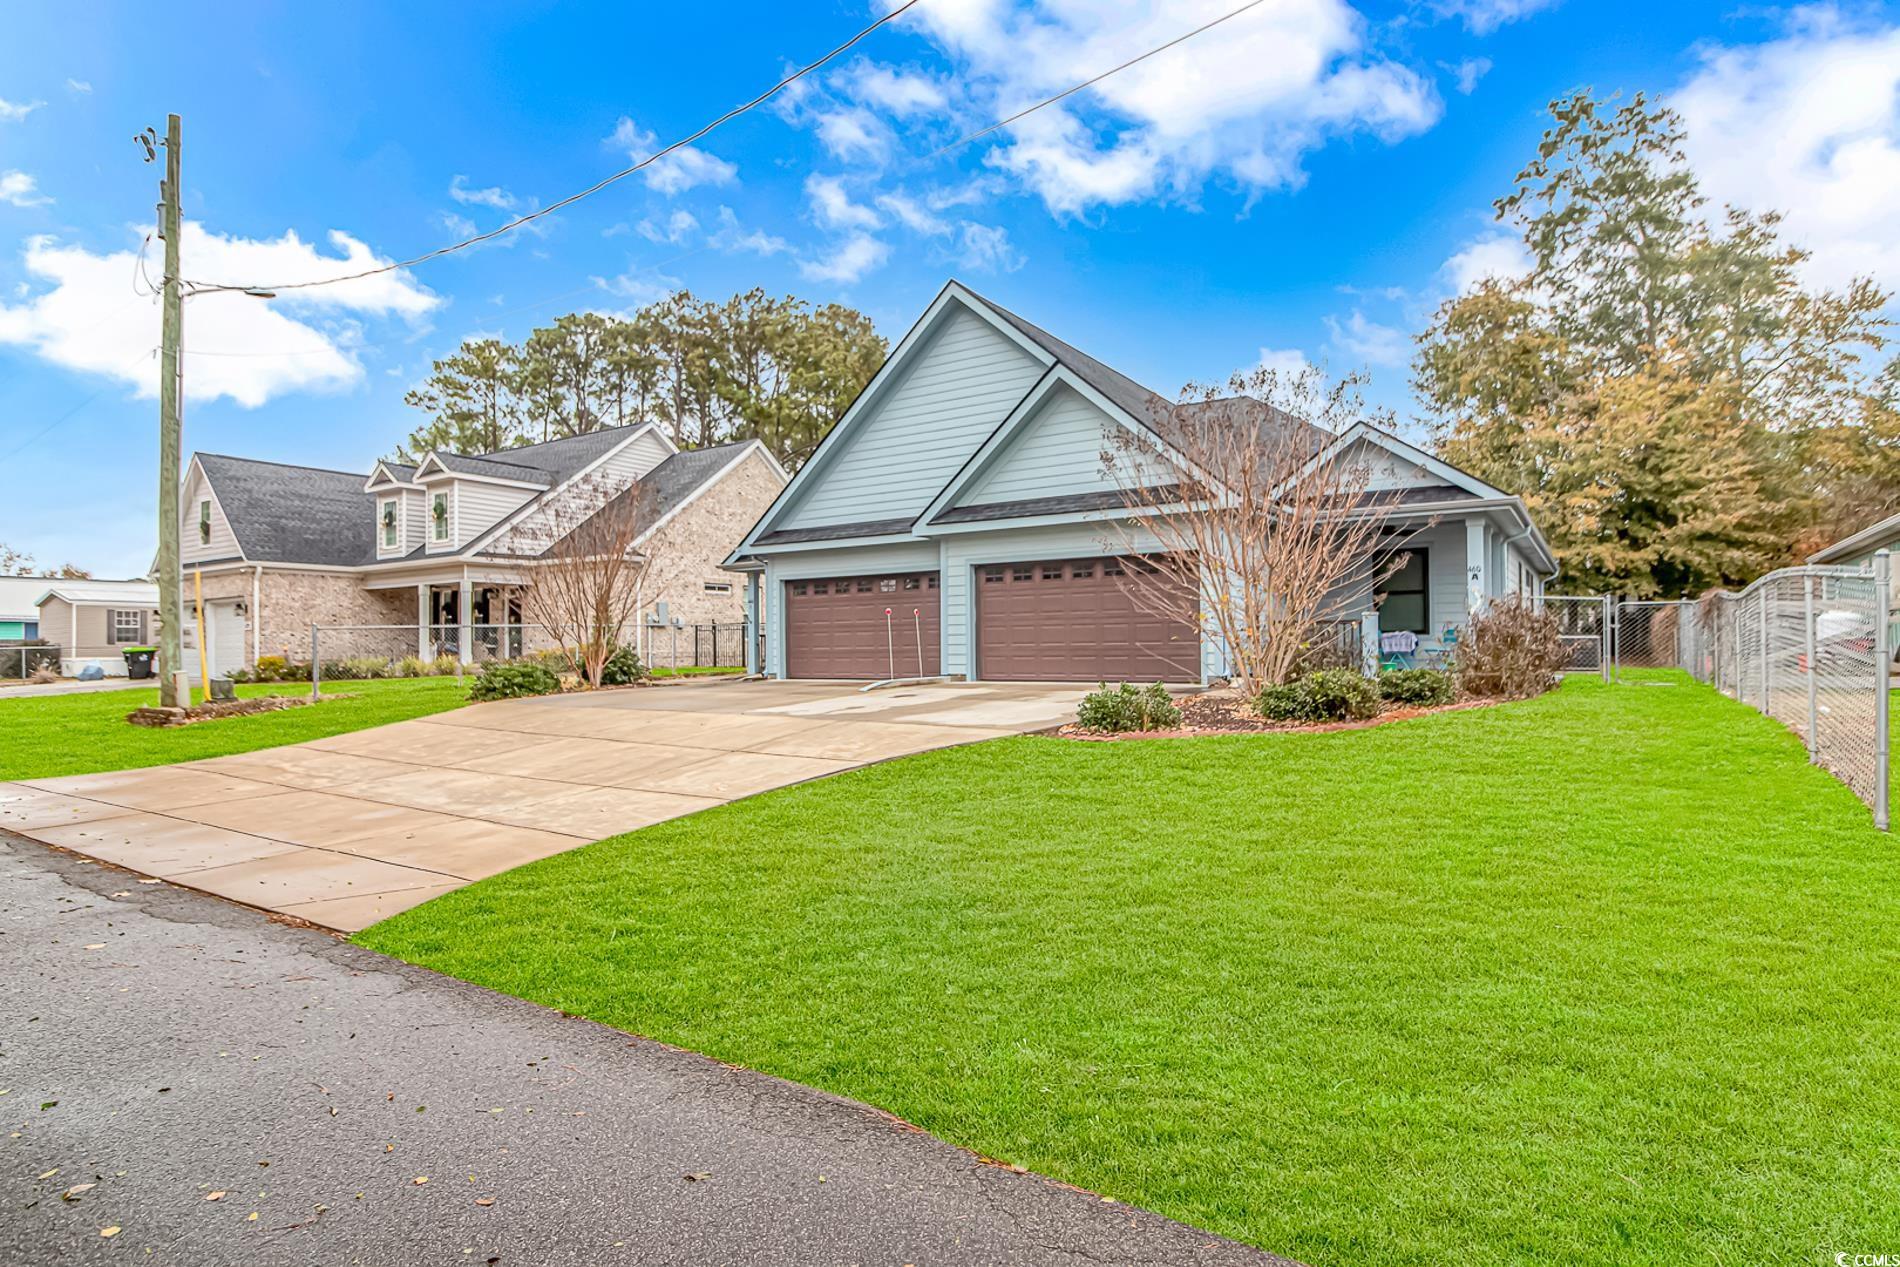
[532, 441, 764, 557]
[958, 287, 1174, 427]
[197, 454, 381, 566]
[425, 452, 554, 485]
[197, 426, 664, 568]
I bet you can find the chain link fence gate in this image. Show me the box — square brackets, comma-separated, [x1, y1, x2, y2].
[1540, 594, 1612, 679]
[1612, 600, 1696, 682]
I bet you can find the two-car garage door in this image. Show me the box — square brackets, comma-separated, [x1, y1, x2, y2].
[975, 556, 1197, 682]
[783, 555, 1197, 682]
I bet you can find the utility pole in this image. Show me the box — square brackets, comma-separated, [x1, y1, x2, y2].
[145, 115, 186, 708]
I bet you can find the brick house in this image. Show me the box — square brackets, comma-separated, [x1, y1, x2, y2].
[175, 423, 786, 675]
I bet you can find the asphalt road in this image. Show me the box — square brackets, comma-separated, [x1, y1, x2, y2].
[0, 833, 1288, 1267]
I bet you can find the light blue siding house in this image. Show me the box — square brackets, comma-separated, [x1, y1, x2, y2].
[725, 281, 1557, 684]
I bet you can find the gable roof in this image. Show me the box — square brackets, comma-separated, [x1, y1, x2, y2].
[195, 424, 670, 569]
[1809, 510, 1900, 564]
[728, 280, 1546, 564]
[518, 440, 775, 558]
[33, 579, 161, 608]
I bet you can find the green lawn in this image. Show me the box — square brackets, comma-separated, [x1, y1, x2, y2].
[359, 675, 1900, 1265]
[0, 677, 471, 780]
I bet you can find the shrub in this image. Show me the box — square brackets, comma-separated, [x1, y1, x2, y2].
[322, 656, 390, 681]
[1256, 669, 1382, 723]
[468, 659, 561, 702]
[28, 664, 58, 685]
[253, 654, 290, 682]
[431, 653, 460, 676]
[525, 648, 574, 674]
[1379, 667, 1453, 707]
[1454, 599, 1568, 700]
[394, 655, 430, 679]
[599, 646, 645, 686]
[1076, 681, 1182, 733]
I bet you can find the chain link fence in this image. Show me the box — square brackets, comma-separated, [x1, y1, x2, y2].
[1, 643, 62, 679]
[1541, 594, 1612, 678]
[1649, 560, 1891, 828]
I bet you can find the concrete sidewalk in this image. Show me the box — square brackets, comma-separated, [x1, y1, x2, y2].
[0, 833, 1288, 1267]
[0, 678, 1085, 932]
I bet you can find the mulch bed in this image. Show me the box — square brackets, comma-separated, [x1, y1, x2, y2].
[127, 695, 327, 728]
[1055, 688, 1500, 741]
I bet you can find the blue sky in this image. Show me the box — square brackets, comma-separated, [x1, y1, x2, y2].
[3, 0, 1897, 576]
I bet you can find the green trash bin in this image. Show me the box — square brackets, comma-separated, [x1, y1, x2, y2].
[122, 646, 157, 680]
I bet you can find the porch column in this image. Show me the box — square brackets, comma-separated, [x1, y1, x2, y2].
[744, 573, 760, 675]
[1465, 519, 1488, 617]
[498, 585, 512, 660]
[457, 575, 473, 666]
[415, 583, 429, 660]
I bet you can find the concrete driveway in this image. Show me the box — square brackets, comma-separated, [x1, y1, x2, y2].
[0, 678, 1084, 933]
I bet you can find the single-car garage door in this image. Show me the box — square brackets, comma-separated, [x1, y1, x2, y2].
[976, 555, 1198, 682]
[785, 572, 941, 679]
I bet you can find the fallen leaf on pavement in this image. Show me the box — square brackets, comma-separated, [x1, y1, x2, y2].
[412, 1176, 428, 1186]
[99, 1227, 120, 1238]
[61, 1183, 95, 1200]
[37, 1168, 57, 1180]
[84, 944, 105, 951]
[247, 1212, 258, 1221]
[474, 1197, 494, 1207]
[684, 1173, 712, 1182]
[206, 1191, 226, 1202]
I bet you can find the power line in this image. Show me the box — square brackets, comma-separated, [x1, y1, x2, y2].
[178, 0, 926, 299]
[925, 0, 1272, 160]
[1, 348, 156, 461]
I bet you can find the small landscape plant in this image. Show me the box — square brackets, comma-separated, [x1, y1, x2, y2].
[394, 655, 431, 678]
[598, 645, 645, 686]
[28, 664, 58, 685]
[1379, 667, 1453, 707]
[468, 659, 561, 702]
[1076, 682, 1182, 733]
[1455, 599, 1569, 700]
[253, 654, 290, 682]
[1256, 669, 1382, 723]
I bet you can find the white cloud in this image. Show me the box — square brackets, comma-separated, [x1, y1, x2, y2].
[448, 174, 517, 210]
[0, 97, 42, 123]
[891, 0, 1442, 215]
[637, 209, 699, 245]
[439, 211, 479, 238]
[806, 174, 881, 231]
[953, 222, 1023, 272]
[608, 117, 737, 195]
[1441, 231, 1530, 294]
[591, 267, 683, 306]
[1675, 9, 1900, 292]
[875, 191, 950, 235]
[0, 171, 51, 207]
[1325, 310, 1410, 367]
[849, 63, 951, 117]
[799, 233, 890, 285]
[708, 206, 789, 256]
[1430, 0, 1559, 34]
[66, 79, 91, 94]
[1256, 346, 1315, 377]
[0, 224, 437, 408]
[1448, 57, 1491, 94]
[815, 106, 893, 164]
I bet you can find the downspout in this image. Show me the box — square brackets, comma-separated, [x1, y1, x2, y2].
[251, 564, 263, 666]
[1501, 516, 1556, 583]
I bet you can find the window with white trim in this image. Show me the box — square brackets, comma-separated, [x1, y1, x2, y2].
[381, 498, 399, 548]
[703, 581, 732, 594]
[431, 492, 450, 541]
[110, 609, 144, 644]
[198, 499, 211, 545]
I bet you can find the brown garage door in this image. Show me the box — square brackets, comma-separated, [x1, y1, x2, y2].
[976, 555, 1198, 682]
[784, 572, 941, 679]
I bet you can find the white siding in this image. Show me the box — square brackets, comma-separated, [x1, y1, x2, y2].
[373, 488, 420, 560]
[181, 467, 241, 564]
[961, 384, 1125, 506]
[600, 428, 672, 481]
[781, 306, 1043, 528]
[1327, 519, 1470, 652]
[451, 481, 537, 548]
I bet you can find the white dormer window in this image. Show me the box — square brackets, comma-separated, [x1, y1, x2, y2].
[431, 492, 450, 542]
[381, 498, 399, 549]
[198, 500, 211, 545]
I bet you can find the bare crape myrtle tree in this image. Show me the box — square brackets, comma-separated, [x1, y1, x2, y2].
[513, 472, 669, 688]
[1103, 364, 1415, 696]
